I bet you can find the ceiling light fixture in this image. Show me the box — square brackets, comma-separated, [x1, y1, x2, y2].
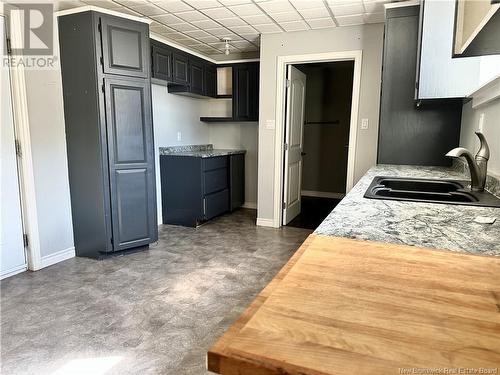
[222, 38, 231, 55]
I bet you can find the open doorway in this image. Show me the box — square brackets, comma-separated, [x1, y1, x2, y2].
[282, 61, 355, 230]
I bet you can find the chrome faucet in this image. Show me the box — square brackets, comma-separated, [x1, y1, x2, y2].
[446, 132, 490, 192]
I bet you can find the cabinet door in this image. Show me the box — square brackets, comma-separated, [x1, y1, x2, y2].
[190, 58, 204, 95]
[229, 154, 245, 211]
[104, 76, 157, 251]
[233, 63, 259, 121]
[151, 42, 172, 81]
[100, 15, 149, 78]
[172, 52, 189, 85]
[204, 64, 217, 97]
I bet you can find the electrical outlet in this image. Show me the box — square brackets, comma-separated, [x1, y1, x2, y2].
[361, 118, 369, 130]
[177, 132, 182, 141]
[478, 113, 485, 133]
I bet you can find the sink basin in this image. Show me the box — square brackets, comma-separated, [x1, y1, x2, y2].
[364, 177, 500, 208]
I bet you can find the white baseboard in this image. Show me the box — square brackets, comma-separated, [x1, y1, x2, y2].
[256, 218, 277, 227]
[242, 202, 257, 209]
[301, 190, 345, 199]
[1, 264, 28, 280]
[40, 247, 75, 269]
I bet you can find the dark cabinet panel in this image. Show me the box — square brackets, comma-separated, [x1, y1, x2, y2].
[204, 64, 217, 98]
[233, 62, 259, 121]
[190, 58, 204, 95]
[104, 76, 157, 250]
[100, 15, 149, 78]
[151, 42, 172, 81]
[378, 6, 462, 166]
[172, 51, 189, 85]
[230, 154, 245, 211]
[161, 153, 244, 227]
[59, 12, 157, 258]
[204, 189, 229, 220]
[203, 168, 228, 195]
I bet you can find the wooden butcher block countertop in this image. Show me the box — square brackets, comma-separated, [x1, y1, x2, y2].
[207, 235, 500, 375]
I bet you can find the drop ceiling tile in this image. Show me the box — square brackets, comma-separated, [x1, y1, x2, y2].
[152, 13, 184, 24]
[191, 19, 221, 29]
[254, 23, 282, 33]
[329, 2, 365, 16]
[268, 11, 302, 22]
[336, 13, 364, 26]
[230, 40, 255, 48]
[83, 0, 122, 9]
[170, 22, 199, 32]
[125, 2, 166, 16]
[240, 33, 261, 42]
[297, 7, 330, 19]
[218, 17, 248, 27]
[196, 34, 221, 42]
[307, 17, 335, 28]
[229, 25, 259, 34]
[363, 12, 385, 23]
[362, 0, 385, 14]
[205, 27, 238, 38]
[184, 29, 212, 38]
[176, 10, 209, 22]
[240, 14, 273, 24]
[112, 7, 143, 16]
[228, 3, 263, 16]
[281, 20, 309, 31]
[202, 7, 235, 19]
[150, 0, 193, 12]
[183, 0, 222, 9]
[290, 0, 326, 10]
[258, 0, 295, 13]
[218, 0, 252, 5]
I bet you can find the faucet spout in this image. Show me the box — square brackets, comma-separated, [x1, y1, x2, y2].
[446, 148, 482, 191]
[445, 132, 489, 192]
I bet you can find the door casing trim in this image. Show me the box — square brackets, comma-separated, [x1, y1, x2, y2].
[274, 50, 363, 228]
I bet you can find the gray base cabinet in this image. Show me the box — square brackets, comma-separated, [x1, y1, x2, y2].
[161, 154, 245, 227]
[59, 11, 157, 258]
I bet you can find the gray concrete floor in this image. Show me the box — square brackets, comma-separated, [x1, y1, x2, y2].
[1, 209, 311, 375]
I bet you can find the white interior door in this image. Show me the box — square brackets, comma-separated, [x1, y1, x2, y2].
[283, 65, 306, 225]
[1, 16, 27, 279]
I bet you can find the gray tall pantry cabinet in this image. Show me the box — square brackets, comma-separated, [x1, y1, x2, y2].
[59, 11, 157, 258]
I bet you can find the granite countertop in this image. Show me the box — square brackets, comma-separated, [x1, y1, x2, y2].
[315, 164, 500, 256]
[159, 144, 245, 158]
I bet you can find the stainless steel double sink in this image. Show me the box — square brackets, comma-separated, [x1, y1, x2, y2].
[364, 176, 500, 208]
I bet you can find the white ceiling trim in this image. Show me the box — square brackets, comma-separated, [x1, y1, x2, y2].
[54, 5, 153, 23]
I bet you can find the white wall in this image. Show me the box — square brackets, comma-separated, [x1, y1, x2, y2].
[152, 84, 209, 224]
[23, 23, 74, 261]
[152, 86, 259, 222]
[460, 98, 500, 177]
[257, 24, 384, 223]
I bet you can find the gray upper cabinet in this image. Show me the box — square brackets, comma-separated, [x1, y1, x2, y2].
[151, 41, 172, 81]
[100, 15, 149, 78]
[417, 0, 485, 99]
[59, 11, 157, 258]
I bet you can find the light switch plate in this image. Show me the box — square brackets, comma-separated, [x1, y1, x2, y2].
[478, 113, 485, 133]
[265, 119, 275, 130]
[361, 118, 369, 130]
[177, 132, 182, 141]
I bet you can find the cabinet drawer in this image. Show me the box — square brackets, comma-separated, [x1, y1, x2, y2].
[204, 189, 229, 220]
[202, 156, 228, 171]
[204, 168, 228, 195]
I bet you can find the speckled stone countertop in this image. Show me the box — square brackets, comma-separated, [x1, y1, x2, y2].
[159, 144, 245, 158]
[315, 164, 500, 256]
